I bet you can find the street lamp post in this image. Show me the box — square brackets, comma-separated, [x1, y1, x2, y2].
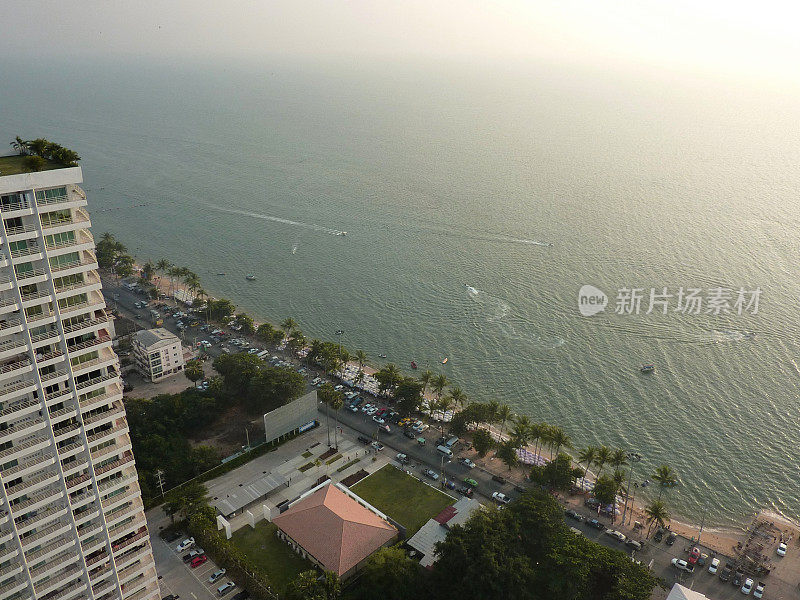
[621, 451, 642, 526]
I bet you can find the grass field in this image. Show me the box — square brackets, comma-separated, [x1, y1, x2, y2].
[229, 521, 309, 593]
[0, 154, 64, 176]
[350, 465, 454, 534]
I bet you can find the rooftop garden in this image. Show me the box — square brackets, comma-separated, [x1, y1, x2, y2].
[0, 136, 81, 176]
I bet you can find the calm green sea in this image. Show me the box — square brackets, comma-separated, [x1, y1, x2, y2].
[3, 58, 800, 529]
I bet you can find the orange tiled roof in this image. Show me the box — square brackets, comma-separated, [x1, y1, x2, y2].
[272, 484, 397, 575]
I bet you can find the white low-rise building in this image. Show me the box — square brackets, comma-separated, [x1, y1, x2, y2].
[132, 327, 185, 381]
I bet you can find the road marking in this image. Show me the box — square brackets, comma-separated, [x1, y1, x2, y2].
[191, 594, 197, 599]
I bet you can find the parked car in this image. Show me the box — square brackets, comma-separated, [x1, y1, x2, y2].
[777, 542, 787, 556]
[753, 582, 765, 599]
[396, 453, 409, 464]
[671, 558, 694, 573]
[605, 530, 626, 542]
[370, 441, 384, 451]
[403, 429, 416, 439]
[626, 539, 643, 551]
[218, 582, 236, 597]
[182, 549, 204, 563]
[459, 458, 476, 469]
[587, 519, 605, 530]
[492, 492, 510, 504]
[463, 478, 478, 488]
[733, 569, 744, 587]
[176, 537, 195, 552]
[688, 547, 701, 565]
[708, 557, 720, 574]
[372, 416, 385, 425]
[719, 563, 733, 582]
[492, 474, 507, 484]
[208, 569, 227, 583]
[422, 468, 439, 481]
[457, 486, 474, 497]
[565, 509, 583, 522]
[190, 555, 208, 568]
[741, 578, 754, 595]
[666, 532, 677, 546]
[357, 435, 371, 444]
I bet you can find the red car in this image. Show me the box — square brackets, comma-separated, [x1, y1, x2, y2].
[190, 555, 208, 568]
[687, 547, 701, 566]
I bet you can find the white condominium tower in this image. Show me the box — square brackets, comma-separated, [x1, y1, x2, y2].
[0, 158, 158, 600]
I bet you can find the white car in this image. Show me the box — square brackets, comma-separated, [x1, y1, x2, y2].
[176, 537, 195, 552]
[753, 582, 765, 599]
[741, 578, 754, 595]
[604, 529, 626, 542]
[708, 557, 720, 574]
[372, 416, 385, 424]
[671, 558, 694, 573]
[460, 458, 476, 469]
[396, 453, 409, 464]
[492, 492, 510, 504]
[777, 542, 787, 556]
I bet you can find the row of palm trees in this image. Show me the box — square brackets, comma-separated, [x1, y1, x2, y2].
[10, 135, 81, 166]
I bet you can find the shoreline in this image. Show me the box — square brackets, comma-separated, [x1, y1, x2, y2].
[119, 263, 796, 548]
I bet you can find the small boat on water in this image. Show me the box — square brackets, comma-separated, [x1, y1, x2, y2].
[410, 361, 417, 369]
[442, 358, 448, 364]
[216, 272, 226, 276]
[378, 353, 387, 359]
[640, 364, 655, 374]
[245, 275, 256, 281]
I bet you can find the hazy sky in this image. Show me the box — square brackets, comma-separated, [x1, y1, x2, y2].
[2, 1, 798, 83]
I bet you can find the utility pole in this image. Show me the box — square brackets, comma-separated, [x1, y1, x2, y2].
[245, 426, 250, 449]
[621, 451, 642, 526]
[697, 503, 707, 546]
[155, 469, 166, 497]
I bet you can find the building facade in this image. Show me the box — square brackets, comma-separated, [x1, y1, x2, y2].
[131, 328, 184, 382]
[0, 162, 158, 600]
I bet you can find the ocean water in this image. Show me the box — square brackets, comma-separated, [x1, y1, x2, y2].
[3, 58, 800, 528]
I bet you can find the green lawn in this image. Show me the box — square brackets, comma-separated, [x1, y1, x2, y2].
[0, 154, 65, 176]
[350, 465, 454, 535]
[229, 521, 309, 593]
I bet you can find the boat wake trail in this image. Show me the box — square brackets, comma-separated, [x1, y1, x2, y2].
[208, 205, 347, 236]
[465, 285, 564, 350]
[499, 237, 553, 247]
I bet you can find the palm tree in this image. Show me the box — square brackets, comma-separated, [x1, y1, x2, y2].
[419, 370, 434, 396]
[540, 425, 556, 456]
[550, 426, 572, 456]
[652, 464, 678, 501]
[447, 386, 467, 411]
[432, 374, 449, 401]
[511, 415, 533, 448]
[155, 258, 171, 274]
[578, 446, 598, 483]
[594, 445, 612, 477]
[355, 349, 367, 371]
[281, 318, 297, 340]
[644, 500, 670, 537]
[166, 266, 181, 304]
[496, 404, 513, 439]
[529, 422, 545, 457]
[610, 448, 629, 471]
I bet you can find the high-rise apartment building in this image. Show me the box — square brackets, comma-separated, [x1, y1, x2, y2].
[0, 158, 158, 600]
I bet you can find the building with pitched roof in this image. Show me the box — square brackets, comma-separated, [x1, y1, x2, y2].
[666, 583, 712, 600]
[131, 327, 184, 382]
[272, 482, 398, 578]
[406, 496, 482, 567]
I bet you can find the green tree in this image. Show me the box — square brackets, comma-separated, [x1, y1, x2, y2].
[163, 481, 208, 521]
[496, 439, 519, 471]
[549, 426, 572, 456]
[281, 317, 297, 338]
[394, 377, 423, 417]
[374, 363, 402, 395]
[318, 383, 343, 447]
[140, 260, 155, 284]
[578, 446, 598, 484]
[594, 445, 612, 477]
[212, 352, 263, 396]
[592, 474, 619, 507]
[286, 569, 340, 600]
[432, 374, 449, 401]
[496, 404, 513, 438]
[644, 500, 670, 537]
[472, 428, 495, 457]
[22, 155, 47, 172]
[510, 414, 533, 448]
[530, 453, 581, 491]
[652, 464, 678, 500]
[235, 313, 256, 336]
[184, 359, 204, 384]
[351, 547, 423, 600]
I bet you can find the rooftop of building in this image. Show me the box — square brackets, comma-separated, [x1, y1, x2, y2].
[132, 327, 181, 350]
[0, 154, 70, 177]
[272, 483, 397, 576]
[407, 496, 483, 568]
